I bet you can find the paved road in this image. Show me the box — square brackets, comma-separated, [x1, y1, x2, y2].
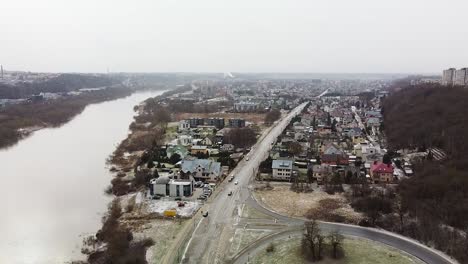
[181, 102, 308, 263]
[243, 195, 456, 264]
[182, 102, 456, 264]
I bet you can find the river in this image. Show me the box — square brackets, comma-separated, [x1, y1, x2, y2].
[0, 90, 165, 264]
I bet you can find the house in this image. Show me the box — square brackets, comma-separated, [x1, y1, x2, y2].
[370, 162, 394, 183]
[151, 176, 194, 197]
[200, 136, 214, 146]
[353, 142, 370, 157]
[190, 145, 210, 156]
[365, 111, 382, 119]
[177, 135, 192, 146]
[234, 101, 259, 112]
[352, 135, 366, 145]
[294, 132, 305, 141]
[178, 120, 190, 131]
[313, 164, 332, 184]
[322, 143, 345, 155]
[220, 144, 235, 152]
[188, 118, 204, 128]
[272, 159, 293, 181]
[180, 158, 222, 182]
[229, 152, 244, 162]
[346, 127, 363, 142]
[204, 118, 225, 129]
[228, 118, 246, 128]
[366, 117, 380, 127]
[216, 128, 230, 141]
[166, 145, 189, 159]
[362, 145, 382, 162]
[293, 122, 306, 131]
[321, 154, 349, 166]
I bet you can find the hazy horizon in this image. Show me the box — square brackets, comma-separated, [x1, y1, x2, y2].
[1, 0, 467, 73]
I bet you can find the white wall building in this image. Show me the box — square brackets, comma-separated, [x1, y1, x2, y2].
[454, 68, 468, 86]
[178, 120, 190, 131]
[442, 68, 456, 85]
[151, 176, 194, 197]
[177, 135, 193, 146]
[272, 159, 293, 180]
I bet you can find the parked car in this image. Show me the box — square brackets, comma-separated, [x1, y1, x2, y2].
[152, 195, 162, 200]
[234, 181, 238, 185]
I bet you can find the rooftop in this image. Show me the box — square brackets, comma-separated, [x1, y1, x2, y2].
[272, 159, 293, 169]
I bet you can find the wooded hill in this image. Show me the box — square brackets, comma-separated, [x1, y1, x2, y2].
[382, 84, 468, 262]
[383, 84, 468, 162]
[0, 73, 116, 99]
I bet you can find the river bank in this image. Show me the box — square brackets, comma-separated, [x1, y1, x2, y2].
[84, 86, 269, 263]
[0, 90, 166, 264]
[0, 86, 171, 150]
[82, 87, 197, 263]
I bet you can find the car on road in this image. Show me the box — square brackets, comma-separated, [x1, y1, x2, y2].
[202, 211, 209, 217]
[234, 181, 238, 185]
[228, 191, 233, 196]
[246, 157, 249, 161]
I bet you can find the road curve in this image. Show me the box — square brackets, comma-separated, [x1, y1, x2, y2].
[181, 101, 457, 264]
[245, 192, 457, 264]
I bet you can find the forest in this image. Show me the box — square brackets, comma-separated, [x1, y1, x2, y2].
[0, 86, 132, 149]
[382, 83, 468, 262]
[0, 73, 116, 99]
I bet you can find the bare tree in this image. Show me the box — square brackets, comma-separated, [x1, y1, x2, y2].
[328, 230, 344, 259]
[303, 220, 323, 261]
[316, 233, 325, 260]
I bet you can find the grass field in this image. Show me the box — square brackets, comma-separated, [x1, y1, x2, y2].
[252, 237, 424, 264]
[254, 184, 362, 223]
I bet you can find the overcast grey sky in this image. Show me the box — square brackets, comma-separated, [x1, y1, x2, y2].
[1, 0, 467, 73]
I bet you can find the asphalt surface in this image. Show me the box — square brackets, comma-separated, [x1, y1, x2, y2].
[182, 102, 308, 263]
[244, 195, 455, 264]
[182, 102, 456, 264]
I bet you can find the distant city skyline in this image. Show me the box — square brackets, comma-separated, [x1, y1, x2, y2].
[1, 0, 467, 73]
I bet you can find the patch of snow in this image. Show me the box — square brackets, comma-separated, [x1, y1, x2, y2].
[135, 191, 144, 204]
[146, 200, 200, 217]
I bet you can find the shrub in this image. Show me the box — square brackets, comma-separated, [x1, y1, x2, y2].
[266, 243, 275, 253]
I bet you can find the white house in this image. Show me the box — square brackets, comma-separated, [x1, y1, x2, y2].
[151, 176, 194, 197]
[178, 120, 190, 131]
[177, 135, 193, 146]
[180, 158, 222, 182]
[272, 159, 293, 181]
